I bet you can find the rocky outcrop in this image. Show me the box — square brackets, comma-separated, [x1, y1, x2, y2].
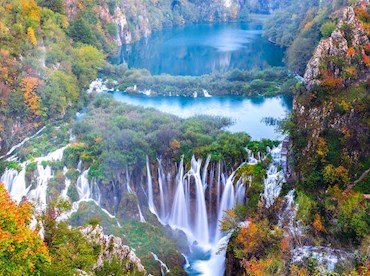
[304, 1, 370, 90]
[81, 225, 146, 275]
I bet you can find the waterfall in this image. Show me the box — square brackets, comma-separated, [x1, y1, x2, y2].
[61, 167, 71, 199]
[186, 156, 209, 245]
[215, 170, 236, 242]
[263, 144, 284, 208]
[169, 157, 190, 233]
[144, 143, 287, 275]
[151, 252, 170, 275]
[0, 126, 46, 160]
[76, 170, 91, 200]
[125, 166, 134, 194]
[137, 203, 146, 223]
[202, 155, 211, 190]
[146, 156, 157, 216]
[157, 158, 167, 221]
[1, 144, 69, 205]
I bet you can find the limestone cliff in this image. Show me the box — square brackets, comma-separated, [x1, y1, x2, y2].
[293, 1, 370, 183]
[304, 0, 370, 90]
[81, 225, 146, 275]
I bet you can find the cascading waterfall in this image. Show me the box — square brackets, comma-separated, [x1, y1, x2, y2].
[264, 144, 284, 208]
[146, 156, 157, 216]
[76, 170, 91, 200]
[1, 144, 68, 206]
[145, 143, 286, 275]
[157, 158, 167, 220]
[169, 157, 189, 232]
[186, 156, 209, 245]
[1, 136, 117, 225]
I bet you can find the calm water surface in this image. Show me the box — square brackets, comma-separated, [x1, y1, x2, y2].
[111, 22, 285, 76]
[111, 92, 293, 140]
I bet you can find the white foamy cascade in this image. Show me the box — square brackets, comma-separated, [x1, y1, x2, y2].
[263, 144, 285, 208]
[145, 143, 286, 275]
[1, 144, 69, 206]
[151, 252, 170, 275]
[146, 156, 157, 216]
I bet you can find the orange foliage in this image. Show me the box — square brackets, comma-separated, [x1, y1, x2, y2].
[363, 54, 370, 67]
[322, 73, 343, 89]
[347, 47, 356, 57]
[5, 3, 12, 11]
[364, 44, 370, 54]
[242, 257, 273, 276]
[281, 237, 290, 252]
[304, 21, 314, 30]
[336, 166, 349, 184]
[20, 76, 42, 117]
[313, 213, 327, 233]
[355, 6, 370, 23]
[0, 183, 50, 273]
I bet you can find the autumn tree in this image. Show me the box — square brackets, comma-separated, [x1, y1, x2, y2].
[20, 76, 42, 117]
[0, 183, 50, 274]
[27, 27, 37, 45]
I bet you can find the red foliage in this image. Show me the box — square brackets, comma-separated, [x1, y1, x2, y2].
[363, 54, 370, 67]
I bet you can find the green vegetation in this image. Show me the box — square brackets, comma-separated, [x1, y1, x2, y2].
[69, 95, 252, 181]
[263, 0, 348, 75]
[15, 123, 70, 161]
[104, 67, 297, 97]
[0, 0, 110, 153]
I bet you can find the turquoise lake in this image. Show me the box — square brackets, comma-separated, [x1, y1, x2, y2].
[111, 92, 293, 140]
[109, 21, 292, 140]
[111, 22, 285, 76]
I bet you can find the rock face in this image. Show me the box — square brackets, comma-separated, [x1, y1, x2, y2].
[304, 1, 370, 90]
[81, 225, 146, 275]
[61, 0, 291, 46]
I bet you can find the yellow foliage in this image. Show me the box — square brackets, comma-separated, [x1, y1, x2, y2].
[313, 213, 327, 233]
[27, 27, 37, 45]
[0, 183, 51, 273]
[20, 76, 42, 117]
[21, 0, 41, 22]
[317, 138, 328, 162]
[290, 265, 309, 276]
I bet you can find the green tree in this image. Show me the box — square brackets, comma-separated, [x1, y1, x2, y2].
[40, 71, 79, 118]
[320, 21, 336, 38]
[72, 45, 105, 88]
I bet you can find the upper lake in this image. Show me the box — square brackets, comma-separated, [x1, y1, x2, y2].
[111, 22, 285, 76]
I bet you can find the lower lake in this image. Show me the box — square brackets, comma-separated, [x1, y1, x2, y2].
[111, 92, 293, 140]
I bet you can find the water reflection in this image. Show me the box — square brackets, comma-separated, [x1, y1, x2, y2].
[111, 22, 285, 76]
[110, 92, 292, 140]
